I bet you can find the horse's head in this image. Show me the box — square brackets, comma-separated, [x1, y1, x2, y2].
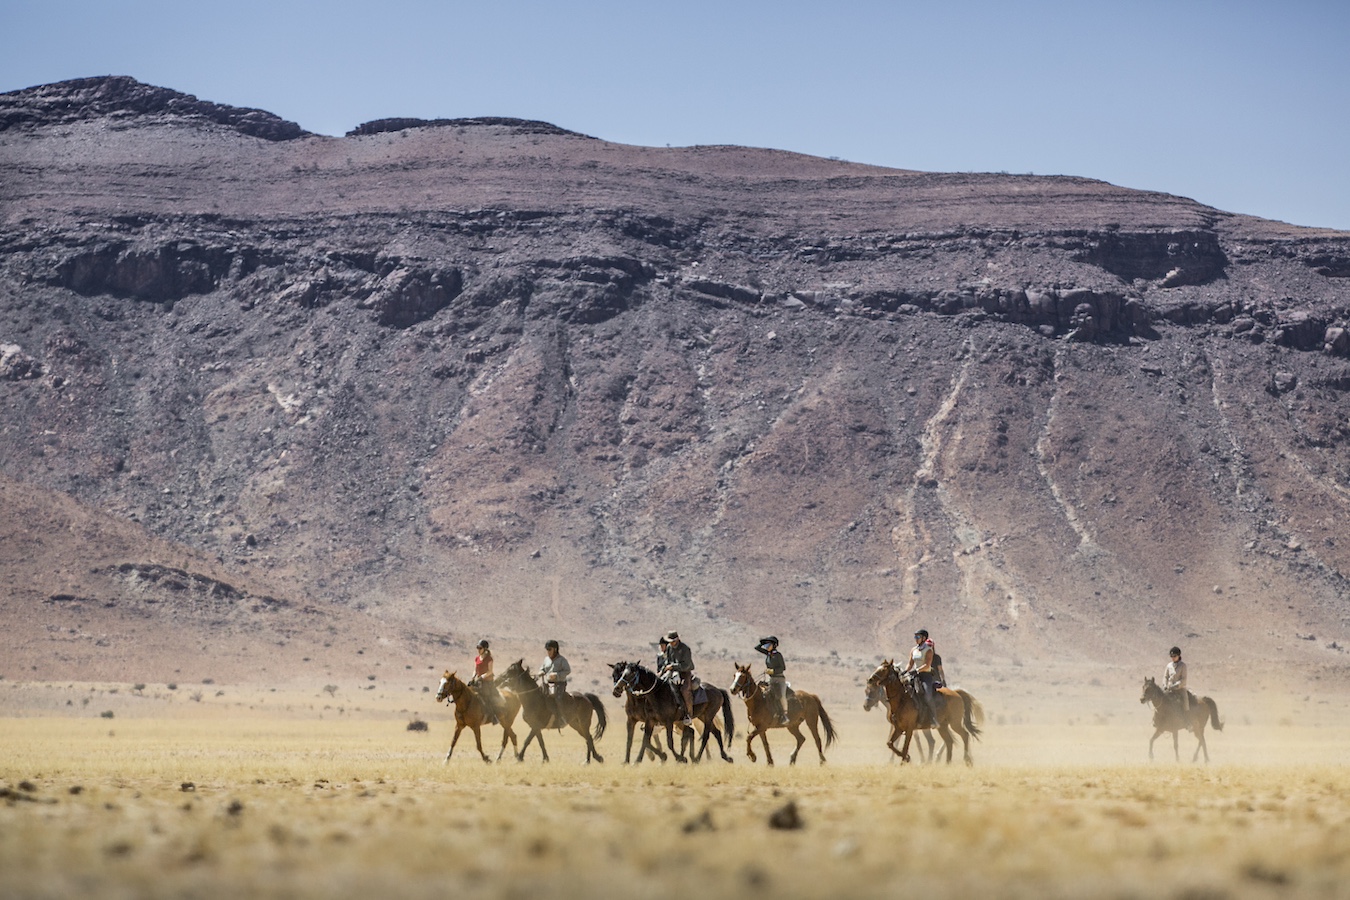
[609, 661, 627, 697]
[1140, 676, 1160, 704]
[867, 659, 896, 688]
[501, 659, 531, 689]
[436, 670, 459, 703]
[863, 682, 882, 712]
[730, 662, 753, 697]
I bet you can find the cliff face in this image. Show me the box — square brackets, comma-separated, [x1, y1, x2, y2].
[2, 77, 1348, 682]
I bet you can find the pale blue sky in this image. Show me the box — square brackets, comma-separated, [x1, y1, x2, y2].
[4, 0, 1348, 230]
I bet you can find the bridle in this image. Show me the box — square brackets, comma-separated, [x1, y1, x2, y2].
[730, 667, 760, 699]
[438, 673, 468, 705]
[621, 663, 661, 697]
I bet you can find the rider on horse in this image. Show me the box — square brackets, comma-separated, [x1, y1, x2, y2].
[661, 631, 695, 726]
[470, 639, 503, 724]
[904, 629, 940, 726]
[755, 636, 788, 724]
[1165, 646, 1189, 711]
[538, 639, 571, 727]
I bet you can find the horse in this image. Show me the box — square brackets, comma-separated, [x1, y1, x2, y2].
[435, 670, 522, 762]
[611, 661, 735, 764]
[728, 662, 836, 765]
[499, 659, 608, 763]
[864, 679, 935, 762]
[432, 671, 521, 766]
[610, 661, 669, 763]
[864, 659, 983, 765]
[1140, 676, 1223, 762]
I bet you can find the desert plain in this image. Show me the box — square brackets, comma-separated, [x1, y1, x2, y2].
[4, 666, 1350, 900]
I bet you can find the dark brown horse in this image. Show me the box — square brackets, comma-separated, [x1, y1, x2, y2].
[865, 659, 983, 765]
[500, 659, 607, 763]
[611, 661, 735, 764]
[729, 662, 836, 765]
[1140, 676, 1223, 762]
[435, 670, 521, 762]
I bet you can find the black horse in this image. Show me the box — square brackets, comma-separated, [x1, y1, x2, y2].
[614, 661, 734, 764]
[499, 659, 607, 764]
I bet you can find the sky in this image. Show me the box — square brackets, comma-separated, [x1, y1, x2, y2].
[4, 0, 1349, 231]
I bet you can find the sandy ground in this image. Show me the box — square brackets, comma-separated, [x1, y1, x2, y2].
[3, 677, 1350, 899]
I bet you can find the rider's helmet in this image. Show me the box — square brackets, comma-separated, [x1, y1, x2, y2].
[477, 639, 489, 650]
[658, 635, 669, 646]
[915, 629, 929, 639]
[544, 639, 560, 651]
[763, 636, 779, 647]
[1169, 646, 1181, 657]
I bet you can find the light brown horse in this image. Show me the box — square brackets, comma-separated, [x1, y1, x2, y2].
[865, 659, 983, 765]
[729, 662, 836, 765]
[1140, 676, 1223, 763]
[501, 659, 608, 764]
[435, 670, 521, 762]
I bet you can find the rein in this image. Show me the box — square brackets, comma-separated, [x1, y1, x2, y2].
[625, 665, 661, 697]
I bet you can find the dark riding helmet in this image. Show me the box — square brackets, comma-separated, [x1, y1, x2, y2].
[760, 636, 779, 646]
[658, 635, 669, 645]
[915, 629, 929, 639]
[544, 639, 560, 651]
[477, 639, 489, 650]
[1169, 646, 1182, 656]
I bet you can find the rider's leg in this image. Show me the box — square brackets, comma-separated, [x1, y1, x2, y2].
[680, 680, 694, 725]
[920, 674, 938, 726]
[772, 677, 788, 724]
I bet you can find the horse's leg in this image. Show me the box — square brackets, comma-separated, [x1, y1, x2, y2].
[536, 729, 550, 763]
[662, 722, 683, 764]
[624, 718, 636, 764]
[805, 712, 826, 765]
[1148, 728, 1163, 760]
[760, 728, 776, 767]
[517, 727, 536, 762]
[745, 725, 760, 763]
[471, 724, 491, 763]
[935, 723, 956, 763]
[571, 708, 601, 764]
[1193, 725, 1208, 764]
[447, 721, 466, 762]
[1172, 729, 1180, 763]
[786, 723, 807, 766]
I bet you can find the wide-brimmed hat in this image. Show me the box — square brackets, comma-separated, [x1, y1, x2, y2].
[664, 631, 680, 642]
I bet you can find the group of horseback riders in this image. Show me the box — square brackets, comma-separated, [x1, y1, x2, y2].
[464, 633, 797, 727]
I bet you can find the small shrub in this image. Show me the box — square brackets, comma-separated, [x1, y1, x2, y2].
[167, 683, 178, 691]
[407, 719, 429, 732]
[132, 684, 146, 693]
[100, 710, 114, 719]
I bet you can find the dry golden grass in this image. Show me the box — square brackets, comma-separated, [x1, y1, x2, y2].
[4, 690, 1350, 900]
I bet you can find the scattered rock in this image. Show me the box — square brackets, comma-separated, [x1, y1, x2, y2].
[768, 800, 803, 830]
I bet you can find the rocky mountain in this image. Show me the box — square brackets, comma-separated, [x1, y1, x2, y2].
[2, 76, 1348, 685]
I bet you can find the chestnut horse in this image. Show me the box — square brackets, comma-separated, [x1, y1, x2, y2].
[611, 661, 735, 764]
[865, 659, 983, 765]
[728, 662, 836, 765]
[435, 670, 521, 763]
[1140, 676, 1222, 763]
[500, 659, 607, 763]
[864, 679, 935, 762]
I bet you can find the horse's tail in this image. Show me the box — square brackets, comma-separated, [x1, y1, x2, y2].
[586, 693, 608, 741]
[719, 688, 735, 741]
[1204, 697, 1223, 732]
[956, 690, 984, 739]
[818, 702, 837, 748]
